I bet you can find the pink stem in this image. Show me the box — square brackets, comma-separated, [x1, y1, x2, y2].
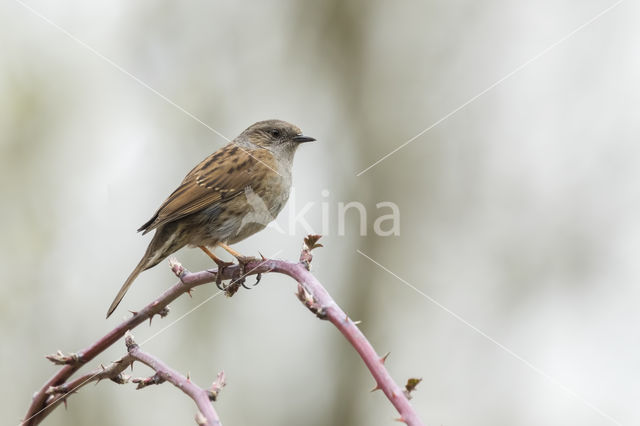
[23, 244, 423, 425]
[269, 260, 424, 426]
[126, 335, 221, 425]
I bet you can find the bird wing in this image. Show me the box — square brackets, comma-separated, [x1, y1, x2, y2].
[138, 144, 273, 234]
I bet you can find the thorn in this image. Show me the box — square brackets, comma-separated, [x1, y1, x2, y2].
[380, 352, 391, 364]
[353, 320, 362, 325]
[394, 417, 407, 424]
[370, 384, 381, 392]
[129, 310, 138, 316]
[187, 371, 191, 381]
[186, 288, 194, 298]
[259, 251, 266, 260]
[147, 306, 170, 326]
[63, 398, 68, 410]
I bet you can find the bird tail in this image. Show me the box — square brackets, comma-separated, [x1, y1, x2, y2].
[107, 223, 185, 318]
[106, 240, 168, 317]
[106, 258, 148, 318]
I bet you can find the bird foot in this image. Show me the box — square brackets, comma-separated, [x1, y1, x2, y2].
[198, 246, 234, 289]
[234, 255, 259, 267]
[203, 245, 262, 291]
[231, 255, 260, 289]
[214, 261, 235, 289]
[222, 256, 256, 296]
[216, 243, 263, 289]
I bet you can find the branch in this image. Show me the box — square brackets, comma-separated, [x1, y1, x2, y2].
[124, 332, 223, 425]
[23, 236, 423, 425]
[23, 261, 258, 425]
[41, 354, 134, 415]
[291, 236, 424, 426]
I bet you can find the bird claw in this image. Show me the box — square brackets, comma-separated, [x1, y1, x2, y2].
[204, 243, 262, 292]
[231, 255, 261, 290]
[199, 246, 234, 288]
[214, 260, 234, 288]
[216, 279, 225, 291]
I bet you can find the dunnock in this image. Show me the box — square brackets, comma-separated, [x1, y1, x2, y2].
[106, 119, 315, 317]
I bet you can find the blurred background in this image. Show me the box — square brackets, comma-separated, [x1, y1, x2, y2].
[2, 1, 639, 425]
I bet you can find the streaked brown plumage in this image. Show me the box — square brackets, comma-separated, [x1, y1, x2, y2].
[106, 119, 315, 318]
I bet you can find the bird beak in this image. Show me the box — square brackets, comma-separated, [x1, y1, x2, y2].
[292, 134, 316, 143]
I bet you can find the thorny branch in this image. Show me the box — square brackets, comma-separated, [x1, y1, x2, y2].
[124, 332, 222, 425]
[23, 236, 423, 426]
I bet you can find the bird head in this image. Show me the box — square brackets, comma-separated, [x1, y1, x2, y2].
[240, 120, 315, 156]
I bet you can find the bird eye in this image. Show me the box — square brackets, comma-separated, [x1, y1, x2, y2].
[269, 129, 281, 138]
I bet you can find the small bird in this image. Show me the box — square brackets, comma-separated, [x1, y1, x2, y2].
[106, 119, 315, 318]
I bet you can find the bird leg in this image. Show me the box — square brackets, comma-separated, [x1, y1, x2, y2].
[199, 246, 233, 289]
[216, 243, 260, 289]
